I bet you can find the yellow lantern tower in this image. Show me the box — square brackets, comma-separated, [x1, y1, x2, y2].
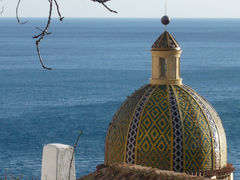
[150, 19, 182, 85]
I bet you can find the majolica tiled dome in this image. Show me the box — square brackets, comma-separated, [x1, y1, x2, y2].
[102, 16, 234, 179]
[105, 84, 227, 173]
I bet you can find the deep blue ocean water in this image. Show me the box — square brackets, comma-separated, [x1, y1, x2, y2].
[0, 18, 240, 179]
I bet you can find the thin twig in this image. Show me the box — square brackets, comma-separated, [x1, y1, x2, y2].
[100, 2, 117, 13]
[35, 26, 51, 35]
[16, 0, 28, 24]
[36, 42, 52, 70]
[54, 0, 64, 21]
[69, 131, 83, 180]
[33, 0, 53, 70]
[93, 0, 117, 13]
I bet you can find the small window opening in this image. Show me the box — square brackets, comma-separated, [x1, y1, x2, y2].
[160, 58, 166, 78]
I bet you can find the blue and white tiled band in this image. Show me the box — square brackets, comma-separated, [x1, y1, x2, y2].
[183, 85, 220, 169]
[169, 86, 184, 172]
[126, 85, 156, 164]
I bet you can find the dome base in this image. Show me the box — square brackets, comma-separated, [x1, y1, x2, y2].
[150, 78, 182, 85]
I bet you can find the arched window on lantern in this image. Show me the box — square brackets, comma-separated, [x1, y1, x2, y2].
[159, 57, 166, 78]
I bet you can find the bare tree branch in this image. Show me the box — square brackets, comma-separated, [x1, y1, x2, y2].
[33, 0, 54, 70]
[93, 0, 117, 13]
[32, 0, 65, 70]
[15, 0, 116, 70]
[16, 0, 28, 24]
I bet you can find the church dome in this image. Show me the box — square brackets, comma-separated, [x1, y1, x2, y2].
[104, 18, 230, 176]
[104, 84, 227, 173]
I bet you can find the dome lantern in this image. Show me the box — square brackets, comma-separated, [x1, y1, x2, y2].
[151, 16, 182, 85]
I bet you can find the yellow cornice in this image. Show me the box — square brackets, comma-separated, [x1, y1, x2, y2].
[150, 79, 182, 85]
[151, 48, 181, 52]
[151, 50, 182, 56]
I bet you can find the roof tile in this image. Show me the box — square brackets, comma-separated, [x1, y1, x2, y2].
[152, 31, 180, 50]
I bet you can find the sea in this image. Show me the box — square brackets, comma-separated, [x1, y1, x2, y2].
[0, 18, 239, 179]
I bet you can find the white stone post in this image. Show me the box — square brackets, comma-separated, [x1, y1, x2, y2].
[41, 143, 76, 180]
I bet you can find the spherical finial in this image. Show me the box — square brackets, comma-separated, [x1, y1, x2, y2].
[161, 15, 171, 26]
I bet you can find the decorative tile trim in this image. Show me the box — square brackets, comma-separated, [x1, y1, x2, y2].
[182, 85, 221, 169]
[169, 86, 184, 172]
[105, 85, 150, 165]
[126, 86, 156, 164]
[196, 95, 227, 168]
[174, 85, 213, 171]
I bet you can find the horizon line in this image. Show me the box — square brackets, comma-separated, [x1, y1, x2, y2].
[1, 17, 240, 19]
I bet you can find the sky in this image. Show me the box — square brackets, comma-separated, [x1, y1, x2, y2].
[1, 0, 240, 18]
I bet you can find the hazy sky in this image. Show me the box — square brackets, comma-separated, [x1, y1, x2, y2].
[2, 0, 240, 18]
